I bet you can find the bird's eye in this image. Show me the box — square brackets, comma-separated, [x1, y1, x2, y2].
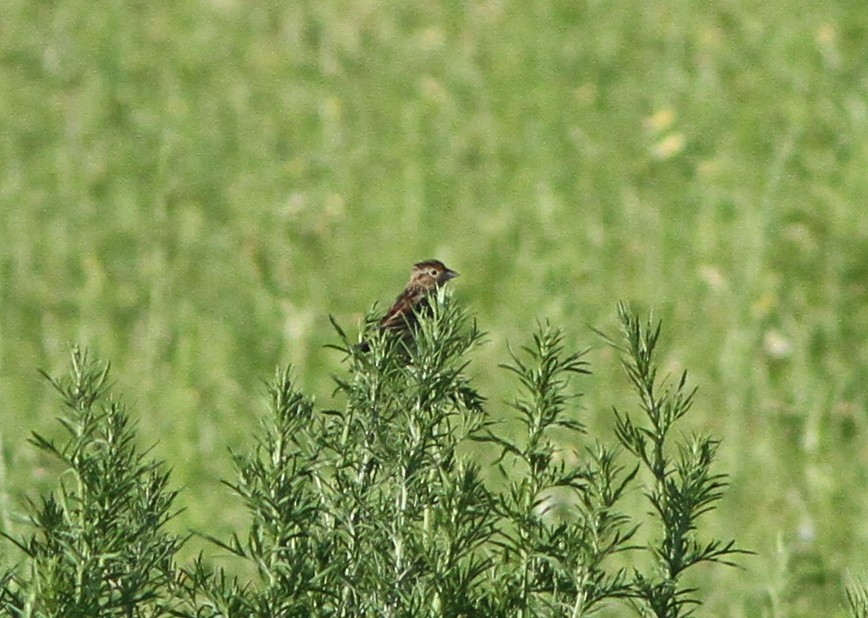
[430, 269, 438, 276]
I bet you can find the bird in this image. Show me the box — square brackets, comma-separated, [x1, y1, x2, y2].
[359, 260, 459, 351]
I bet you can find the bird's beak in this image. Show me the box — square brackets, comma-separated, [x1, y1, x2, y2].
[444, 269, 459, 281]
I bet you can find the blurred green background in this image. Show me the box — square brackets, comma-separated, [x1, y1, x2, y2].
[1, 0, 866, 614]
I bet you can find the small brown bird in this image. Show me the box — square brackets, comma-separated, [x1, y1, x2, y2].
[361, 260, 459, 350]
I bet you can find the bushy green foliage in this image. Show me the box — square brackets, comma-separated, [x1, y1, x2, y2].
[0, 350, 184, 616]
[0, 299, 746, 616]
[608, 304, 751, 616]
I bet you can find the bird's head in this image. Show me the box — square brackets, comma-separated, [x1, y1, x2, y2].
[410, 260, 459, 290]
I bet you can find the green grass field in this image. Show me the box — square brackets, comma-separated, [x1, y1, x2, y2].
[1, 0, 867, 614]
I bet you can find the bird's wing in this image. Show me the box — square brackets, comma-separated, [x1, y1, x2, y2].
[379, 288, 425, 330]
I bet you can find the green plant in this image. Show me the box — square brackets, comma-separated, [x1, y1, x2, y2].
[170, 294, 745, 616]
[606, 303, 751, 617]
[477, 323, 637, 616]
[173, 290, 490, 617]
[2, 297, 747, 616]
[0, 349, 184, 617]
